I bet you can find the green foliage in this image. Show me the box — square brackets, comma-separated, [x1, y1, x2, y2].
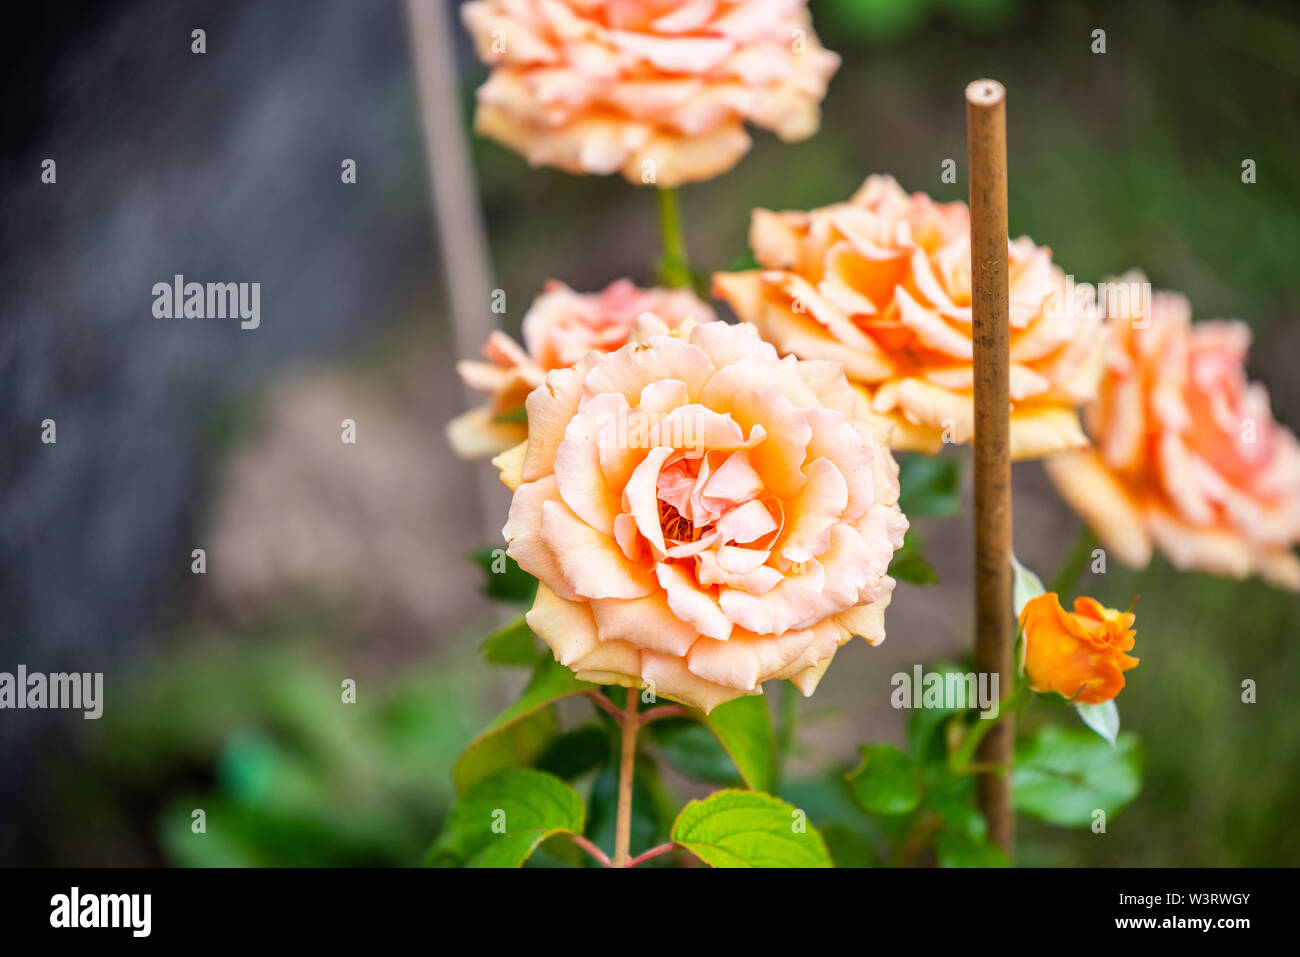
[453, 654, 596, 792]
[1014, 727, 1143, 827]
[904, 662, 972, 764]
[819, 823, 880, 867]
[846, 745, 921, 816]
[897, 454, 962, 517]
[936, 827, 1010, 867]
[41, 640, 481, 867]
[469, 548, 538, 603]
[535, 726, 610, 781]
[890, 529, 939, 585]
[646, 695, 776, 791]
[699, 696, 777, 793]
[890, 456, 959, 586]
[648, 719, 743, 787]
[428, 769, 584, 868]
[586, 751, 676, 864]
[480, 615, 537, 665]
[821, 0, 1020, 45]
[671, 791, 832, 868]
[834, 726, 1008, 866]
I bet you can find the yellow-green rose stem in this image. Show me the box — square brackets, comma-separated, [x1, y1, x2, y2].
[949, 683, 1030, 774]
[576, 693, 686, 867]
[655, 187, 692, 289]
[1048, 527, 1097, 597]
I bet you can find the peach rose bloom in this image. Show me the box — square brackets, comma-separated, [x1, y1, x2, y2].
[460, 0, 840, 187]
[448, 279, 714, 457]
[1045, 276, 1300, 589]
[713, 175, 1107, 459]
[1019, 593, 1138, 705]
[495, 316, 908, 712]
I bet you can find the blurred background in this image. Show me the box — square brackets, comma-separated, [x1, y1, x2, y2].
[2, 0, 1297, 866]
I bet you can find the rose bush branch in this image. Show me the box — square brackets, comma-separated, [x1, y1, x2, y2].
[949, 683, 1029, 775]
[579, 691, 696, 867]
[612, 691, 641, 866]
[625, 842, 678, 868]
[638, 704, 690, 726]
[565, 833, 611, 868]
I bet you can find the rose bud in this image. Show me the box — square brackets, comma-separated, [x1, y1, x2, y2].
[1019, 592, 1139, 705]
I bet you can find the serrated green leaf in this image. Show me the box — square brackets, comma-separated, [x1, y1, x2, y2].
[480, 616, 537, 665]
[846, 745, 921, 816]
[1075, 699, 1120, 747]
[427, 769, 584, 868]
[453, 656, 596, 792]
[897, 454, 962, 517]
[672, 790, 832, 868]
[702, 696, 776, 792]
[647, 696, 775, 792]
[1013, 726, 1142, 827]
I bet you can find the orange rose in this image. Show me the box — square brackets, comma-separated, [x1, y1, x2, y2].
[460, 0, 840, 187]
[1019, 593, 1138, 705]
[1045, 274, 1300, 589]
[713, 175, 1106, 458]
[496, 316, 908, 712]
[448, 279, 713, 457]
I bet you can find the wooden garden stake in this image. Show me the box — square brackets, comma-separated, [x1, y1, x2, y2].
[405, 0, 506, 543]
[965, 78, 1014, 856]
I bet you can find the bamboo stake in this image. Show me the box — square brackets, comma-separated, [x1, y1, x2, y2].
[404, 0, 505, 543]
[965, 78, 1014, 856]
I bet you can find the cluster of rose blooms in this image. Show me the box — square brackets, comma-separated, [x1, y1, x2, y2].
[448, 0, 1300, 713]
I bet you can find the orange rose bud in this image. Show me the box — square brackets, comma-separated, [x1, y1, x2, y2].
[1019, 593, 1138, 705]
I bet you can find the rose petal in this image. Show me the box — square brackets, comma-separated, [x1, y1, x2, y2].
[656, 561, 733, 640]
[542, 499, 656, 599]
[527, 583, 600, 667]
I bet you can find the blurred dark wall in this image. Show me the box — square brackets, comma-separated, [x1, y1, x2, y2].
[0, 0, 443, 856]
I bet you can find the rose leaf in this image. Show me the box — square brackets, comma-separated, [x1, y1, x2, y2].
[1013, 726, 1142, 827]
[453, 654, 596, 792]
[671, 790, 832, 868]
[845, 744, 922, 816]
[426, 768, 584, 868]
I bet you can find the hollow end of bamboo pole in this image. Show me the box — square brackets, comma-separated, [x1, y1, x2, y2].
[965, 78, 1005, 108]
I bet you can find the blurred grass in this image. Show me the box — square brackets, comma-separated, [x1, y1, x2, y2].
[34, 629, 494, 866]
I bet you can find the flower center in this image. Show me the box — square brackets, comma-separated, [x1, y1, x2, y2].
[658, 500, 698, 543]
